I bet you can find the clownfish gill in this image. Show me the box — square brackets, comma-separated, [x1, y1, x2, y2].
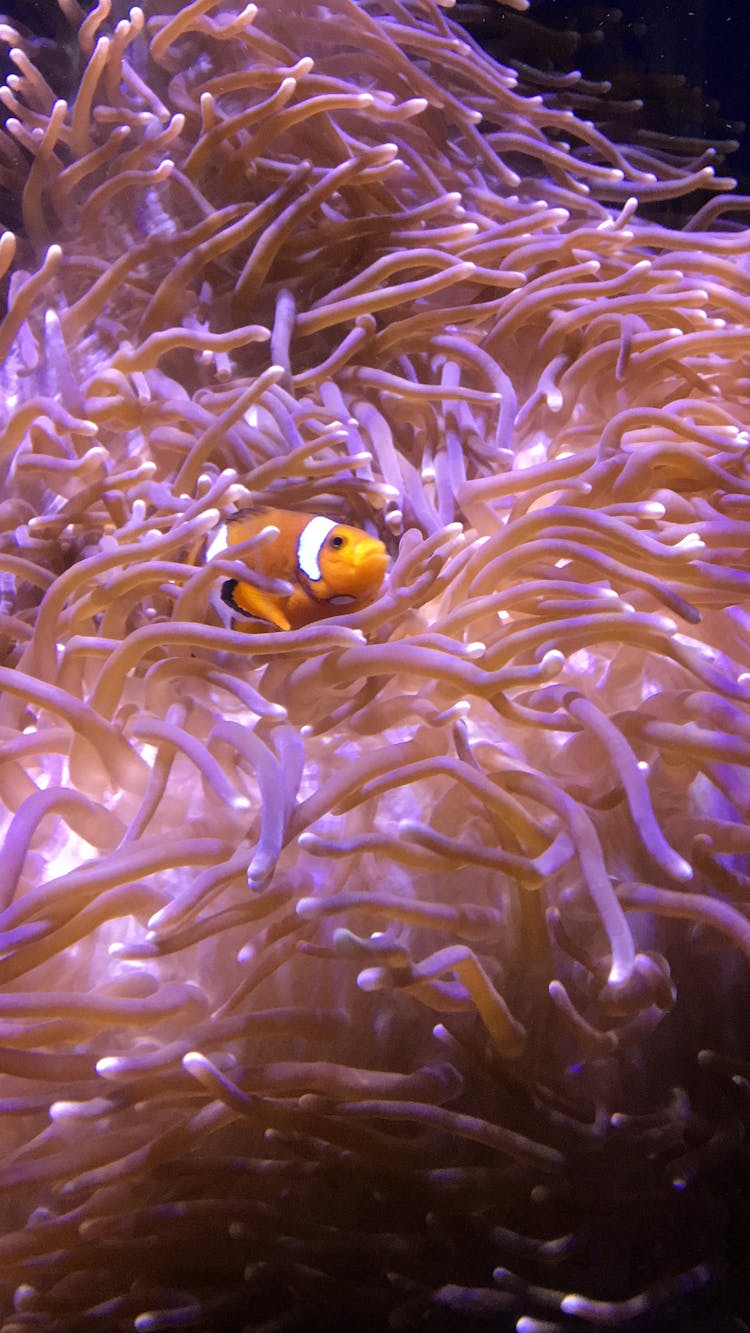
[207, 507, 390, 631]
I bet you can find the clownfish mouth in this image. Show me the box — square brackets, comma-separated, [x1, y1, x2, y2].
[353, 538, 390, 581]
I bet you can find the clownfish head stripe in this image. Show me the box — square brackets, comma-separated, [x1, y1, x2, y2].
[297, 516, 337, 582]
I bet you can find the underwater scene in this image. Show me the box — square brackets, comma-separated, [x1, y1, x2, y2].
[0, 0, 749, 1329]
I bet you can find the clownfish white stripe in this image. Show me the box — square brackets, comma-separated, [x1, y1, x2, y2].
[205, 526, 229, 563]
[297, 516, 336, 581]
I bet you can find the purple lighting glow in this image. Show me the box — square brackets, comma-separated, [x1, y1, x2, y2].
[0, 0, 749, 1328]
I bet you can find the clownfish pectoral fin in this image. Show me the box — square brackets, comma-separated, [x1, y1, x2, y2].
[221, 579, 291, 632]
[221, 579, 251, 616]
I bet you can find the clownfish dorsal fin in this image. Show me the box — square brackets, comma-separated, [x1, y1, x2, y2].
[226, 504, 271, 529]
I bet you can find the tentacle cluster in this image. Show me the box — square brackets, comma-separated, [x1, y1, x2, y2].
[0, 0, 749, 1328]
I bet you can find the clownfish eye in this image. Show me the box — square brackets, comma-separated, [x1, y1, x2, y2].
[329, 534, 345, 549]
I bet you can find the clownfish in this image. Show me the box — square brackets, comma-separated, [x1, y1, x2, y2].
[207, 507, 389, 631]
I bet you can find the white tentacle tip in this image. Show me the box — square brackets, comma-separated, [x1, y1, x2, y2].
[671, 857, 693, 883]
[182, 1051, 209, 1075]
[357, 966, 386, 992]
[541, 649, 565, 670]
[246, 858, 273, 891]
[95, 1057, 126, 1077]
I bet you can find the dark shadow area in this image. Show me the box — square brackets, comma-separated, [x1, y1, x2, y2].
[456, 0, 750, 222]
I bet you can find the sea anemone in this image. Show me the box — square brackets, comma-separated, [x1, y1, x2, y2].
[1, 0, 750, 1329]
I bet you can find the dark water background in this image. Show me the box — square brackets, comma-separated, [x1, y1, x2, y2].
[454, 0, 750, 208]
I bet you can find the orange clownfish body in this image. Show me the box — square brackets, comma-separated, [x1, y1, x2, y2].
[208, 507, 389, 631]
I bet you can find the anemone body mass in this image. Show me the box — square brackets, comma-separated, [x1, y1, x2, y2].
[0, 0, 749, 1329]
